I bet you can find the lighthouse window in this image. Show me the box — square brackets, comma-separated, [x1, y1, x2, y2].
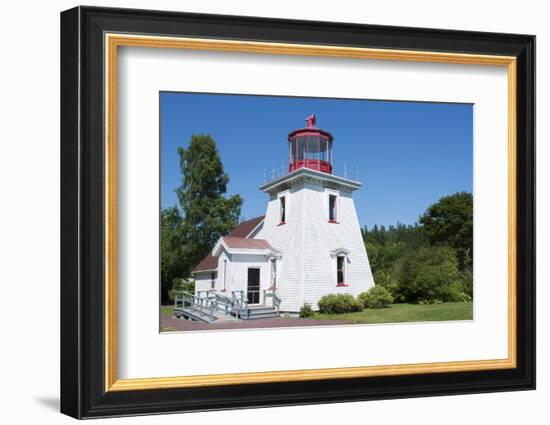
[337, 255, 345, 285]
[280, 196, 286, 223]
[329, 195, 337, 222]
[210, 271, 217, 290]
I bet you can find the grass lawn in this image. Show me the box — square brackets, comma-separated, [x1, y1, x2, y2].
[161, 305, 173, 316]
[313, 302, 473, 324]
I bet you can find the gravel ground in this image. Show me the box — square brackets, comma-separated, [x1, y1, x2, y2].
[161, 314, 351, 331]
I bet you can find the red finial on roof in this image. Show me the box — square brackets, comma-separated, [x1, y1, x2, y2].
[306, 114, 316, 128]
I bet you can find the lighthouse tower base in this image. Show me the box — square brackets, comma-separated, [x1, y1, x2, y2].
[256, 167, 375, 313]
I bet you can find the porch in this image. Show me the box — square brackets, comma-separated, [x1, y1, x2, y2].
[173, 289, 281, 323]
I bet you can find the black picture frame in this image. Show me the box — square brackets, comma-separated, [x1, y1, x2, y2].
[60, 5, 535, 419]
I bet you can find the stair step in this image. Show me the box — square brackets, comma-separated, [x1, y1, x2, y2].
[241, 312, 280, 319]
[248, 307, 278, 314]
[243, 310, 279, 319]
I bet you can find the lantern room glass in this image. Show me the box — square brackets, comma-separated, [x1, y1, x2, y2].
[288, 132, 333, 174]
[290, 136, 331, 163]
[320, 137, 328, 162]
[305, 136, 318, 160]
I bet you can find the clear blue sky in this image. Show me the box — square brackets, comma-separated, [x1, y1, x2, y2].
[160, 92, 472, 228]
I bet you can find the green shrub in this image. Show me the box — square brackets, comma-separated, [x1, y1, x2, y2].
[446, 281, 473, 303]
[299, 303, 314, 318]
[394, 245, 462, 304]
[318, 294, 363, 314]
[359, 286, 394, 309]
[373, 269, 401, 301]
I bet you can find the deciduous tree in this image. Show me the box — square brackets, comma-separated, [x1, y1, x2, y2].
[396, 245, 461, 303]
[419, 191, 473, 268]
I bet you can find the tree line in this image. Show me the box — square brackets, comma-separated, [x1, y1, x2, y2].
[362, 191, 473, 304]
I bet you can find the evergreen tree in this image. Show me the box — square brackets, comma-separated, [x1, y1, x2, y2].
[176, 134, 243, 279]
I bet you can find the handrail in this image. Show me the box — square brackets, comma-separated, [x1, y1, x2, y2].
[214, 293, 232, 315]
[272, 292, 281, 314]
[173, 291, 218, 321]
[231, 290, 249, 319]
[265, 291, 281, 314]
[175, 289, 281, 320]
[262, 290, 281, 313]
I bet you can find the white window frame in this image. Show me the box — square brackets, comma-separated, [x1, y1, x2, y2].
[277, 190, 289, 225]
[279, 196, 286, 223]
[210, 271, 217, 290]
[329, 194, 338, 222]
[326, 188, 340, 223]
[336, 255, 346, 285]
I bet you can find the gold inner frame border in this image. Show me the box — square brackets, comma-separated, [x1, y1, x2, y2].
[104, 33, 517, 392]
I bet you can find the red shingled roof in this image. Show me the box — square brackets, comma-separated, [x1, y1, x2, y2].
[222, 237, 277, 251]
[192, 216, 267, 274]
[228, 216, 264, 238]
[192, 255, 218, 273]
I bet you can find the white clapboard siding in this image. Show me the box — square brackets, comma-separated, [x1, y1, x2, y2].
[258, 177, 374, 312]
[194, 249, 272, 303]
[256, 184, 305, 312]
[194, 273, 213, 293]
[301, 183, 374, 309]
[225, 254, 269, 296]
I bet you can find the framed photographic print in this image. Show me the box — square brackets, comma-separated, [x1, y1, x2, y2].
[60, 6, 535, 419]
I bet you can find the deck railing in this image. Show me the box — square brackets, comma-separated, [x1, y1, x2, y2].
[213, 293, 233, 315]
[263, 160, 361, 185]
[231, 290, 250, 319]
[263, 290, 281, 314]
[174, 291, 216, 320]
[174, 289, 282, 320]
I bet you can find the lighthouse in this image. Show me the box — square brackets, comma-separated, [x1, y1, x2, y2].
[192, 115, 375, 315]
[253, 115, 375, 312]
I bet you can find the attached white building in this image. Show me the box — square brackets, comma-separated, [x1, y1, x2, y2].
[193, 115, 374, 313]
